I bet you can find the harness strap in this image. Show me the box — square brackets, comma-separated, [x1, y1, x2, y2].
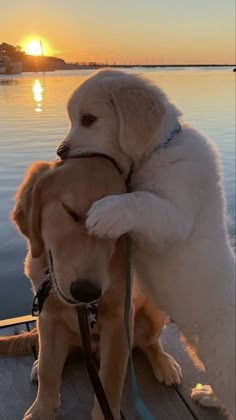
[77, 306, 115, 420]
[32, 274, 52, 316]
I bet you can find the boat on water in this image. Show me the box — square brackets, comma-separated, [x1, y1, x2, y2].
[0, 55, 22, 74]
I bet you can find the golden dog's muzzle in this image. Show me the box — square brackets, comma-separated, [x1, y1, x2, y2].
[48, 249, 101, 305]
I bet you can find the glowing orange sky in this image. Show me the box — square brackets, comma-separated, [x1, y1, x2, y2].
[2, 0, 235, 64]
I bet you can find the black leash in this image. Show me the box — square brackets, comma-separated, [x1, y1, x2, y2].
[76, 306, 115, 420]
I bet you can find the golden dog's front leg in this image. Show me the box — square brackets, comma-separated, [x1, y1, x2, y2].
[23, 317, 69, 420]
[92, 307, 134, 420]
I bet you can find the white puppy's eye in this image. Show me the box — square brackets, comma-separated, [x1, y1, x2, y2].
[81, 113, 97, 127]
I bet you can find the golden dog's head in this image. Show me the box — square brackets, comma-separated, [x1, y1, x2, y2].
[57, 69, 180, 175]
[11, 158, 126, 305]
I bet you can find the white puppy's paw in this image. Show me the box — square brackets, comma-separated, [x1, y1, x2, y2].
[191, 384, 219, 408]
[86, 195, 132, 239]
[31, 359, 39, 384]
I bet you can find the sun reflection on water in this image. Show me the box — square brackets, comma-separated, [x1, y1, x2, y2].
[32, 79, 44, 112]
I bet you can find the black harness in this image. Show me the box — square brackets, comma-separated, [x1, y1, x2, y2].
[32, 275, 97, 329]
[32, 271, 52, 317]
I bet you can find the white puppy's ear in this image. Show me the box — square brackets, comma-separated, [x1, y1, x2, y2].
[111, 85, 165, 160]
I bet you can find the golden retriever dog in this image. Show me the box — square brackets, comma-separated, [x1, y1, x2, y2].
[56, 69, 235, 418]
[7, 157, 182, 420]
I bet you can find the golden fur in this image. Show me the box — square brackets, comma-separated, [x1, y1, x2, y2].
[3, 157, 182, 420]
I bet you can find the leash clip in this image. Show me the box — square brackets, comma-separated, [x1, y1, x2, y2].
[32, 274, 52, 317]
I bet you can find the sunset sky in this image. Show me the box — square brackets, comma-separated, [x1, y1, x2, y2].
[2, 0, 235, 64]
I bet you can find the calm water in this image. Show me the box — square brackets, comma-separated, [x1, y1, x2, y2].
[0, 68, 235, 319]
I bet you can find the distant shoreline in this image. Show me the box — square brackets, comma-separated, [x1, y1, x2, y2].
[26, 63, 236, 71]
[1, 44, 235, 73]
[64, 64, 234, 67]
[20, 63, 236, 73]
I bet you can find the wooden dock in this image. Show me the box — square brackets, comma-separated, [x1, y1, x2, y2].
[0, 316, 228, 420]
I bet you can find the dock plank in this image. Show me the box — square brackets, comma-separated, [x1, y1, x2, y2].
[0, 321, 229, 419]
[161, 323, 229, 420]
[0, 325, 36, 420]
[122, 350, 194, 420]
[0, 315, 36, 328]
[58, 351, 194, 420]
[58, 354, 94, 419]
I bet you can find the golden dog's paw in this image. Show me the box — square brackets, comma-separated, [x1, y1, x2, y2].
[23, 413, 41, 420]
[23, 408, 56, 420]
[153, 352, 183, 386]
[30, 359, 39, 384]
[191, 384, 219, 408]
[23, 403, 57, 420]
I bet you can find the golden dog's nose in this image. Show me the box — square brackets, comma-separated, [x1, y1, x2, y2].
[70, 280, 101, 303]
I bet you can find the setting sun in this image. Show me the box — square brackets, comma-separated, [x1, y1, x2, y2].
[21, 37, 52, 57]
[25, 40, 42, 56]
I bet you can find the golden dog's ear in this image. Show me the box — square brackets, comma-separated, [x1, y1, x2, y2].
[111, 82, 165, 160]
[29, 171, 56, 258]
[11, 162, 51, 237]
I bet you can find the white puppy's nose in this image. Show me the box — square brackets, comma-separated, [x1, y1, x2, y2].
[57, 142, 70, 159]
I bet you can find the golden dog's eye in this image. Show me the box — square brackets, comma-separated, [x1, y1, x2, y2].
[62, 203, 83, 223]
[80, 113, 97, 127]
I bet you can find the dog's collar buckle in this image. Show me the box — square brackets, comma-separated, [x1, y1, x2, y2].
[87, 303, 98, 329]
[32, 272, 52, 316]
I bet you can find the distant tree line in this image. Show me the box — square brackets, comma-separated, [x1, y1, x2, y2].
[0, 43, 25, 59]
[0, 42, 67, 72]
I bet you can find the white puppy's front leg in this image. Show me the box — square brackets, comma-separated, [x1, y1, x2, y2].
[86, 194, 134, 239]
[86, 191, 193, 245]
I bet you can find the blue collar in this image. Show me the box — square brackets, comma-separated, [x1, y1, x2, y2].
[154, 122, 182, 152]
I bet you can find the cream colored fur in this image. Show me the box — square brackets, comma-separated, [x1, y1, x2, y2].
[57, 69, 235, 418]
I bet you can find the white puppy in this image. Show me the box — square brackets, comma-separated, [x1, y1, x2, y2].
[57, 69, 235, 418]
